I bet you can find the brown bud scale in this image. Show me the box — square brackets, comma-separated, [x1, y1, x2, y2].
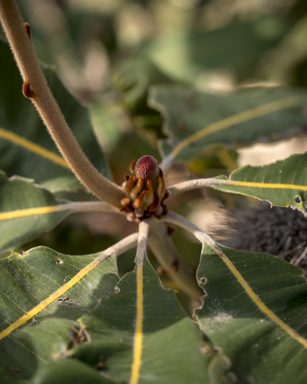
[22, 79, 35, 98]
[24, 22, 31, 39]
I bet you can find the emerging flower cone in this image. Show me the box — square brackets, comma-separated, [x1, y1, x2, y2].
[121, 155, 168, 221]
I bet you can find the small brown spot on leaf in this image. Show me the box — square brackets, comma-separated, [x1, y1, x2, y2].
[94, 356, 105, 370]
[58, 296, 70, 302]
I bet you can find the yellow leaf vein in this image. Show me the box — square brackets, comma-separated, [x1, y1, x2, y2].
[171, 96, 304, 160]
[0, 127, 69, 168]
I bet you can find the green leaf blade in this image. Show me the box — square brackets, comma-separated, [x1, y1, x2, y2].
[0, 248, 119, 331]
[34, 359, 116, 384]
[0, 245, 211, 384]
[0, 247, 119, 382]
[0, 172, 76, 253]
[197, 243, 307, 384]
[148, 85, 307, 166]
[73, 256, 209, 384]
[213, 153, 307, 212]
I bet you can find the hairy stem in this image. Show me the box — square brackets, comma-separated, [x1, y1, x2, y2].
[161, 211, 224, 257]
[167, 178, 227, 199]
[105, 232, 139, 257]
[135, 219, 151, 264]
[149, 222, 203, 302]
[0, 0, 125, 207]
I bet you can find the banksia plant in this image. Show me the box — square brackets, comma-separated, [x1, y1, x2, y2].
[1, 1, 307, 384]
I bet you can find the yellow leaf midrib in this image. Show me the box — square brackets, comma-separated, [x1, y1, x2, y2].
[0, 205, 70, 221]
[0, 252, 111, 341]
[170, 95, 304, 160]
[225, 180, 307, 191]
[215, 248, 307, 349]
[129, 262, 144, 384]
[0, 127, 68, 168]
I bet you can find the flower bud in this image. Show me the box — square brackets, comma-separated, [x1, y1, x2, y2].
[121, 155, 167, 221]
[134, 155, 160, 179]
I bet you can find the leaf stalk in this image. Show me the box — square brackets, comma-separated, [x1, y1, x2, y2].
[149, 221, 203, 302]
[161, 211, 225, 257]
[135, 219, 151, 264]
[167, 178, 227, 198]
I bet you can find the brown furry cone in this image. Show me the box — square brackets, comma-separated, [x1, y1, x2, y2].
[219, 202, 307, 276]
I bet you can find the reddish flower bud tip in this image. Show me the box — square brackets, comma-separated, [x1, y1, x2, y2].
[134, 155, 159, 179]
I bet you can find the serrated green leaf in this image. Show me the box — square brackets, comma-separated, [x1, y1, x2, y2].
[72, 256, 209, 384]
[196, 243, 307, 384]
[0, 171, 77, 253]
[0, 247, 119, 382]
[0, 39, 111, 193]
[148, 85, 307, 168]
[146, 16, 289, 82]
[212, 152, 307, 213]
